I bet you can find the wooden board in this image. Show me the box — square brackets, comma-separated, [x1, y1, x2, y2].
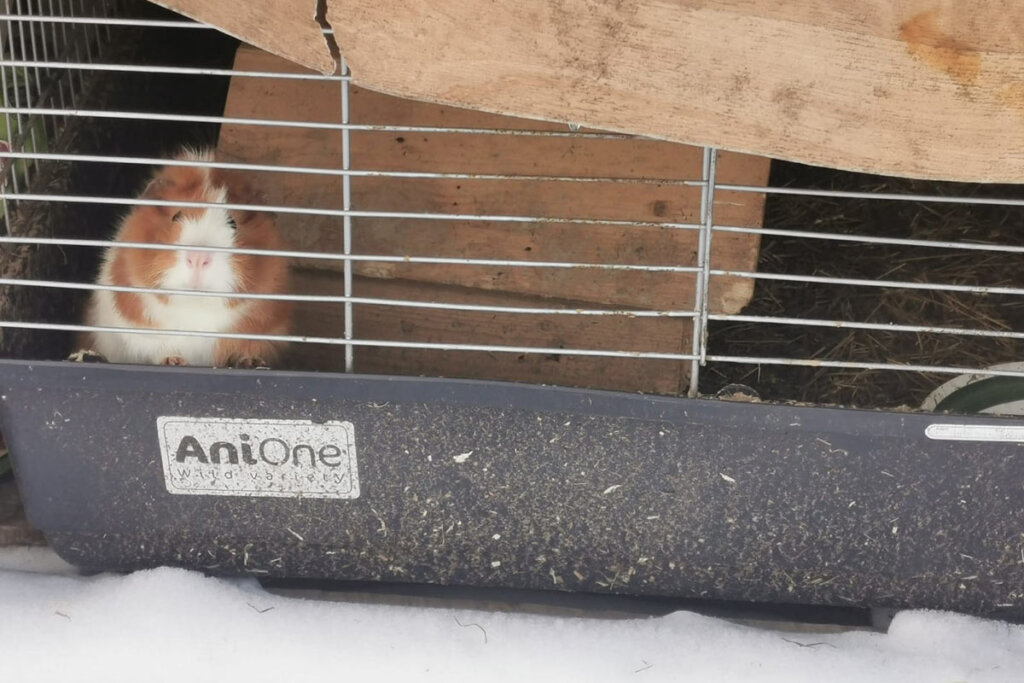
[217, 46, 771, 393]
[151, 0, 334, 74]
[218, 46, 769, 313]
[317, 1, 1024, 183]
[289, 269, 690, 395]
[152, 0, 1024, 181]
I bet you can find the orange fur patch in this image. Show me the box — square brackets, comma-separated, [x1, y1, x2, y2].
[108, 248, 147, 324]
[113, 163, 214, 296]
[214, 299, 292, 367]
[101, 151, 293, 362]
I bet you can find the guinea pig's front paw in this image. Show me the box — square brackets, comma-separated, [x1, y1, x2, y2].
[231, 356, 270, 370]
[161, 355, 188, 366]
[66, 349, 108, 363]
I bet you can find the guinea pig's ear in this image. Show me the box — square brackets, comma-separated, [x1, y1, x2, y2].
[141, 176, 170, 199]
[226, 184, 269, 225]
[139, 176, 176, 217]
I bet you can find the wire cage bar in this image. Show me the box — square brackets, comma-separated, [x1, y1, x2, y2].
[1, 1, 1023, 410]
[0, 0, 1023, 621]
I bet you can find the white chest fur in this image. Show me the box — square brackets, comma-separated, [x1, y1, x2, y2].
[146, 293, 246, 334]
[87, 288, 249, 366]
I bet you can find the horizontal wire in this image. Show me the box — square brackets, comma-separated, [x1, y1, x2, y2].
[0, 106, 636, 138]
[705, 354, 1024, 379]
[710, 268, 1024, 297]
[5, 144, 1019, 209]
[0, 277, 696, 317]
[713, 224, 1024, 256]
[7, 14, 1021, 378]
[690, 180, 1024, 208]
[0, 151, 695, 185]
[11, 316, 1024, 375]
[707, 313, 1024, 340]
[0, 235, 703, 274]
[0, 234, 364, 264]
[0, 14, 212, 28]
[0, 14, 333, 33]
[7, 286, 1021, 330]
[7, 156, 1024, 253]
[0, 192, 700, 230]
[3, 229, 1017, 291]
[8, 320, 1024, 371]
[0, 320, 699, 360]
[0, 59, 349, 81]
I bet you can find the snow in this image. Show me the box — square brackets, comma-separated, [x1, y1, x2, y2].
[1, 549, 1022, 682]
[0, 546, 78, 575]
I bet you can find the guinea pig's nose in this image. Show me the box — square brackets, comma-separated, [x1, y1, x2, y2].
[186, 251, 212, 269]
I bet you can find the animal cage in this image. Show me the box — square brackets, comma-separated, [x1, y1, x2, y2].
[0, 0, 1022, 618]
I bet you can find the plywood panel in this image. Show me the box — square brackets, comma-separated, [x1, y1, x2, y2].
[346, 218, 760, 314]
[155, 0, 1024, 181]
[218, 46, 769, 314]
[322, 0, 1024, 182]
[217, 46, 771, 392]
[288, 269, 689, 394]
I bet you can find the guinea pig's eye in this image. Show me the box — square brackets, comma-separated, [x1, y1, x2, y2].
[171, 211, 183, 223]
[226, 216, 237, 231]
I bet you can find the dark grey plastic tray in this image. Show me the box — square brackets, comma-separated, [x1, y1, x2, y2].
[1, 359, 1021, 617]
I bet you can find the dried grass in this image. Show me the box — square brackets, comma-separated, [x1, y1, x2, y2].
[703, 162, 1024, 408]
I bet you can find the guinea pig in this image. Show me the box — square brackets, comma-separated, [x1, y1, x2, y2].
[76, 148, 292, 368]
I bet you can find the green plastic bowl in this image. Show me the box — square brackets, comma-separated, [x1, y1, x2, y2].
[921, 362, 1024, 415]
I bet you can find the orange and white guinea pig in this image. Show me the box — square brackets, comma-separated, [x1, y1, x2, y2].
[78, 148, 292, 368]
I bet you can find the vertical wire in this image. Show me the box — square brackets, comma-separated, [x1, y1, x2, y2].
[687, 147, 711, 396]
[37, 0, 58, 145]
[20, 0, 40, 187]
[56, 0, 70, 111]
[697, 148, 718, 367]
[25, 1, 41, 96]
[64, 0, 83, 98]
[4, 7, 23, 215]
[340, 55, 354, 372]
[0, 0, 11, 234]
[14, 0, 36, 187]
[102, 0, 111, 43]
[46, 0, 64, 116]
[84, 0, 99, 60]
[687, 146, 717, 397]
[56, 0, 68, 61]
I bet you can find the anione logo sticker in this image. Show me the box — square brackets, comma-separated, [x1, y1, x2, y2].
[157, 417, 359, 499]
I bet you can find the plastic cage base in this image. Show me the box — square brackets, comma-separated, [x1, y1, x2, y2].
[0, 360, 1021, 617]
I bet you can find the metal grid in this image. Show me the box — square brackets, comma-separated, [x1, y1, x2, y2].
[2, 1, 1024, 407]
[0, 0, 121, 225]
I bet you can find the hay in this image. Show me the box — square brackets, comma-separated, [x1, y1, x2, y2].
[704, 161, 1024, 409]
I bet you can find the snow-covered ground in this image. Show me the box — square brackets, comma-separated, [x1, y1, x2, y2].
[1, 547, 1022, 682]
